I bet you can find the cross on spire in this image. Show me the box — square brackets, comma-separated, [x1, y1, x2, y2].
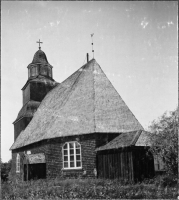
[36, 39, 43, 50]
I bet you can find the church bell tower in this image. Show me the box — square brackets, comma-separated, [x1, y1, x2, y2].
[13, 41, 58, 141]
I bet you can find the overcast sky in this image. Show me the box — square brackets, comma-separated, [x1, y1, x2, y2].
[2, 1, 178, 162]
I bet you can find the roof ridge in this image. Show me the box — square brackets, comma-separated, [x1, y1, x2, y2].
[51, 60, 95, 112]
[93, 62, 143, 132]
[92, 61, 96, 132]
[60, 59, 94, 83]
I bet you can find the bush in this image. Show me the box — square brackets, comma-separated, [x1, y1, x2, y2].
[148, 108, 178, 175]
[154, 174, 177, 187]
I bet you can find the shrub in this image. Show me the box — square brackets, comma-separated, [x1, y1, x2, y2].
[154, 174, 177, 187]
[148, 108, 178, 175]
[1, 177, 178, 199]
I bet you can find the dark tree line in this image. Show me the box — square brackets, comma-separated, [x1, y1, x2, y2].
[1, 159, 12, 182]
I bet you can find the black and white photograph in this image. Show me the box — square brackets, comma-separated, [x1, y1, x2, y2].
[1, 1, 178, 199]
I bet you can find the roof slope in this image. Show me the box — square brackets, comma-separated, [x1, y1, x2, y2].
[96, 130, 150, 151]
[11, 59, 143, 150]
[13, 101, 40, 123]
[22, 75, 58, 91]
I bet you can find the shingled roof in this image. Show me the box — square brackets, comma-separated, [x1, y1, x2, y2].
[21, 75, 58, 90]
[13, 101, 40, 124]
[96, 130, 150, 151]
[10, 59, 143, 150]
[32, 49, 49, 64]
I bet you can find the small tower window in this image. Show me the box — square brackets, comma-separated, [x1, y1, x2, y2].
[40, 66, 47, 76]
[62, 142, 82, 169]
[16, 153, 20, 173]
[31, 66, 37, 76]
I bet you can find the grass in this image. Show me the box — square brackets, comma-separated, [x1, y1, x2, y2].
[2, 176, 178, 199]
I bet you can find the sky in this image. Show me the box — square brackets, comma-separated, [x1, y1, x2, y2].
[1, 1, 178, 162]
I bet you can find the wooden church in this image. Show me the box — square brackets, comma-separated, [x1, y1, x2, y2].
[10, 42, 155, 182]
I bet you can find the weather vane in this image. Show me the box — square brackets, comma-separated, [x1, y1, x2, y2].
[91, 33, 94, 58]
[36, 39, 43, 50]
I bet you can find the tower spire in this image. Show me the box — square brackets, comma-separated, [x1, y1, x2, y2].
[36, 39, 43, 50]
[91, 33, 94, 58]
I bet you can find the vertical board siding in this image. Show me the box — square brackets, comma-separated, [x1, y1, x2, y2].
[97, 148, 154, 182]
[117, 153, 120, 179]
[97, 151, 134, 181]
[129, 152, 134, 181]
[133, 148, 155, 182]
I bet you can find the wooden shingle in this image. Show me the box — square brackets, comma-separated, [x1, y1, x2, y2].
[11, 59, 143, 150]
[96, 130, 150, 151]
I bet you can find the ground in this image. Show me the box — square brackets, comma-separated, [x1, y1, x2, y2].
[2, 175, 177, 199]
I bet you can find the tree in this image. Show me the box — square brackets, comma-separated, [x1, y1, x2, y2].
[1, 159, 12, 182]
[148, 108, 178, 175]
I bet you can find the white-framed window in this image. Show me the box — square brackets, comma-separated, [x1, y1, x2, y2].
[62, 142, 82, 169]
[16, 153, 20, 173]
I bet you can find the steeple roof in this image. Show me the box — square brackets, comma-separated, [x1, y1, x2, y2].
[13, 101, 41, 124]
[10, 59, 143, 150]
[32, 49, 49, 64]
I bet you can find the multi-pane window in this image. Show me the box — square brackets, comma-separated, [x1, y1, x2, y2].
[63, 142, 82, 169]
[16, 154, 20, 173]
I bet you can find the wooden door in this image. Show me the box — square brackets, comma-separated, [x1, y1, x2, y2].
[97, 151, 134, 181]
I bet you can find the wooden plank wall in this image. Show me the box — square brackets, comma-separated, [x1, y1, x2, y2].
[97, 148, 155, 182]
[133, 148, 155, 182]
[97, 151, 134, 181]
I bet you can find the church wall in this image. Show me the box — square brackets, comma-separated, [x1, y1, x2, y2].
[11, 152, 20, 178]
[11, 141, 49, 180]
[46, 133, 119, 179]
[11, 134, 98, 180]
[11, 133, 120, 180]
[30, 81, 55, 102]
[46, 134, 97, 179]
